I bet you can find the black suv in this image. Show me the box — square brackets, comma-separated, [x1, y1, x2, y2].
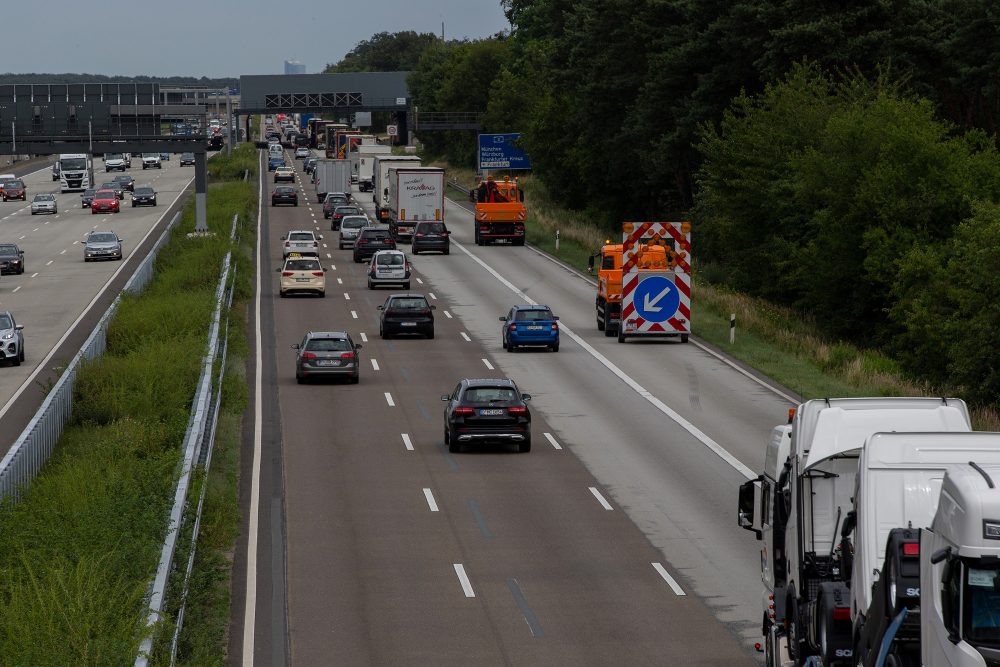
[442, 378, 532, 453]
[0, 243, 25, 275]
[377, 293, 435, 339]
[411, 222, 451, 255]
[353, 226, 396, 263]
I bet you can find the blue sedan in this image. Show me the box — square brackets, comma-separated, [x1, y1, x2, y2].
[501, 305, 560, 352]
[268, 157, 286, 172]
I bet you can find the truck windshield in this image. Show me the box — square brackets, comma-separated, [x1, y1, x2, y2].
[60, 158, 87, 170]
[965, 561, 1000, 646]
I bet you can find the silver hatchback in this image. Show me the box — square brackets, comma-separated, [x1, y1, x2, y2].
[367, 250, 411, 289]
[338, 215, 370, 249]
[292, 331, 362, 384]
[83, 231, 124, 262]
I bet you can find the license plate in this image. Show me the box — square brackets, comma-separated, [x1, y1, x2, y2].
[315, 359, 339, 366]
[295, 278, 309, 282]
[527, 325, 544, 330]
[401, 322, 417, 327]
[479, 409, 504, 416]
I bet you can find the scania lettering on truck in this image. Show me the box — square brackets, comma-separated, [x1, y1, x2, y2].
[58, 153, 91, 192]
[357, 144, 391, 191]
[373, 155, 421, 220]
[736, 397, 972, 667]
[386, 166, 444, 242]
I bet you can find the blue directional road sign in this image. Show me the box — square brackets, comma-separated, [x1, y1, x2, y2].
[478, 133, 532, 171]
[633, 275, 680, 323]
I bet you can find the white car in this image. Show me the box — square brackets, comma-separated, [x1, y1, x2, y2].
[141, 154, 162, 169]
[273, 166, 295, 183]
[338, 215, 370, 249]
[104, 153, 127, 172]
[282, 230, 321, 258]
[366, 250, 411, 290]
[278, 254, 326, 297]
[30, 194, 57, 215]
[295, 147, 310, 159]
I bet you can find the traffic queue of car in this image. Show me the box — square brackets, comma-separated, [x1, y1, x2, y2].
[266, 122, 549, 453]
[0, 151, 172, 369]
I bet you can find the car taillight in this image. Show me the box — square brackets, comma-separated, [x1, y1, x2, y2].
[358, 239, 368, 245]
[902, 543, 919, 557]
[508, 406, 527, 415]
[301, 352, 317, 360]
[509, 324, 517, 331]
[340, 352, 355, 360]
[282, 271, 294, 277]
[551, 323, 559, 330]
[480, 226, 489, 231]
[832, 607, 851, 621]
[285, 241, 290, 246]
[415, 233, 425, 237]
[311, 271, 324, 277]
[453, 407, 474, 416]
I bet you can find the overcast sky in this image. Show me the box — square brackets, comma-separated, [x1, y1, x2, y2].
[4, 0, 510, 78]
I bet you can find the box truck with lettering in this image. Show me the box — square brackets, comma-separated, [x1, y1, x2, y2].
[386, 166, 445, 242]
[373, 155, 421, 221]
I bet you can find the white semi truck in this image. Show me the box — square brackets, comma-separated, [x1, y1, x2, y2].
[737, 397, 972, 666]
[312, 159, 351, 204]
[372, 155, 421, 221]
[385, 166, 445, 242]
[356, 143, 390, 191]
[58, 153, 92, 193]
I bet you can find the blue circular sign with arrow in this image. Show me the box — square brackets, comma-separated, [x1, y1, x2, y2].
[633, 276, 680, 323]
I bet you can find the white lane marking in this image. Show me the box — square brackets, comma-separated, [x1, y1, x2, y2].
[343, 292, 350, 300]
[59, 249, 66, 255]
[315, 226, 320, 231]
[12, 286, 21, 293]
[416, 278, 424, 284]
[384, 392, 395, 407]
[589, 487, 614, 511]
[652, 563, 687, 596]
[336, 278, 343, 285]
[360, 332, 368, 342]
[443, 310, 452, 319]
[351, 310, 358, 319]
[453, 240, 755, 480]
[423, 488, 439, 512]
[544, 433, 563, 450]
[242, 159, 265, 667]
[453, 564, 475, 598]
[45, 260, 53, 266]
[482, 358, 494, 370]
[32, 227, 39, 232]
[326, 253, 332, 259]
[322, 243, 327, 248]
[428, 292, 437, 300]
[29, 273, 38, 278]
[401, 433, 413, 451]
[460, 332, 471, 342]
[18, 235, 24, 240]
[330, 264, 336, 271]
[371, 358, 380, 371]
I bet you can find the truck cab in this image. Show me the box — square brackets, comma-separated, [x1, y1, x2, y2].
[588, 242, 671, 336]
[471, 175, 526, 246]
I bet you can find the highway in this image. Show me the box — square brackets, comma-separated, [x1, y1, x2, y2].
[236, 143, 799, 664]
[0, 156, 196, 452]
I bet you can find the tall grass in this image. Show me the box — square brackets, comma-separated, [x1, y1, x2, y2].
[0, 153, 256, 665]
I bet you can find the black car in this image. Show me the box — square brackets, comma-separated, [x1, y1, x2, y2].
[353, 226, 396, 263]
[0, 243, 25, 275]
[131, 186, 157, 207]
[442, 378, 532, 453]
[272, 185, 298, 207]
[411, 221, 451, 255]
[99, 182, 126, 200]
[377, 293, 435, 339]
[113, 174, 135, 193]
[330, 205, 361, 231]
[80, 188, 97, 208]
[303, 158, 317, 175]
[180, 152, 196, 166]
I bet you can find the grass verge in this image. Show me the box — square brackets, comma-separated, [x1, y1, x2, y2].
[428, 157, 999, 430]
[0, 144, 257, 665]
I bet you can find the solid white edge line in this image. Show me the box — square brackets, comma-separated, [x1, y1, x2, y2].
[589, 486, 614, 511]
[423, 488, 439, 512]
[453, 564, 475, 597]
[543, 432, 563, 450]
[384, 392, 395, 407]
[452, 239, 755, 481]
[242, 156, 264, 666]
[401, 433, 414, 451]
[371, 358, 380, 371]
[652, 562, 687, 596]
[481, 358, 494, 370]
[0, 174, 196, 423]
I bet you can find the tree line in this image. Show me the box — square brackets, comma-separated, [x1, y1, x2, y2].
[325, 2, 1000, 402]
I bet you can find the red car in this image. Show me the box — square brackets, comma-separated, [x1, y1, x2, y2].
[2, 180, 26, 201]
[91, 189, 121, 214]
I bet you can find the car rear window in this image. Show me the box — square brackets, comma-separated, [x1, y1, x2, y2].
[335, 206, 359, 215]
[95, 190, 116, 198]
[363, 230, 391, 240]
[417, 223, 445, 233]
[289, 232, 314, 241]
[305, 338, 351, 352]
[276, 186, 295, 193]
[463, 387, 517, 403]
[342, 217, 367, 229]
[514, 309, 554, 322]
[285, 259, 320, 271]
[376, 254, 404, 266]
[388, 297, 428, 310]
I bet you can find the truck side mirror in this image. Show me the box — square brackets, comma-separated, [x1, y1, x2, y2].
[738, 477, 764, 540]
[587, 255, 595, 273]
[840, 510, 856, 538]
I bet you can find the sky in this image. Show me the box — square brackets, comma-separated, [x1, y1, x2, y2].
[2, 0, 511, 79]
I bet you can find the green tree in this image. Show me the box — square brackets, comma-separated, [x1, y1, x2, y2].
[324, 31, 440, 73]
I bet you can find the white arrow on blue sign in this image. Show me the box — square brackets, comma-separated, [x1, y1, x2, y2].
[633, 275, 681, 323]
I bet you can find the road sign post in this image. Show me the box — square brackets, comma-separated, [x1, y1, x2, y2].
[619, 222, 691, 343]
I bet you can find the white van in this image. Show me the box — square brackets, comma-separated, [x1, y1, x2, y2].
[268, 143, 283, 158]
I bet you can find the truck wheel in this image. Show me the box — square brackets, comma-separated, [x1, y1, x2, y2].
[605, 324, 615, 337]
[617, 331, 626, 343]
[680, 334, 689, 343]
[597, 311, 606, 331]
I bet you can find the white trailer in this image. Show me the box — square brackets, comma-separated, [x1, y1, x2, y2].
[357, 145, 391, 192]
[312, 159, 351, 203]
[386, 167, 444, 242]
[372, 155, 421, 219]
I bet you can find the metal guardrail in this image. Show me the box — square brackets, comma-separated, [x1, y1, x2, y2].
[0, 211, 182, 500]
[135, 213, 240, 666]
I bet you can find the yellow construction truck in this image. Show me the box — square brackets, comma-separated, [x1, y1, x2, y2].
[470, 175, 527, 246]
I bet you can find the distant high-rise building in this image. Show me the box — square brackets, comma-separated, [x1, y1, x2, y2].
[284, 60, 306, 75]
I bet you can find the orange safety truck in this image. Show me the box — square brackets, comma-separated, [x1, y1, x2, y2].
[470, 175, 527, 246]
